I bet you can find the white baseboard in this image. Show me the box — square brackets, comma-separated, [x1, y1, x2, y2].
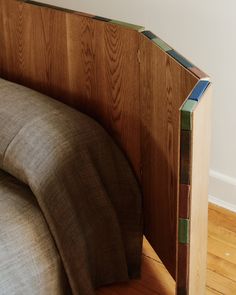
[209, 195, 236, 213]
[209, 170, 236, 213]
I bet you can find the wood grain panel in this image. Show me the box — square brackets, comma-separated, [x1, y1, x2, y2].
[0, 0, 201, 287]
[139, 34, 198, 278]
[0, 0, 70, 97]
[0, 0, 141, 177]
[65, 15, 141, 175]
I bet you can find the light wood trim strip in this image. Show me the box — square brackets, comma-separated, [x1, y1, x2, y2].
[177, 82, 212, 294]
[188, 84, 212, 294]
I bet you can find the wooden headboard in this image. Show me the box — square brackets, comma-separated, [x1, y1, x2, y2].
[0, 1, 212, 294]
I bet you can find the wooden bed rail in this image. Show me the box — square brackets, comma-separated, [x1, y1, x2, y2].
[0, 1, 211, 294]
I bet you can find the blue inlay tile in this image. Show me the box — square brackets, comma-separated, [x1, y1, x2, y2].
[142, 30, 157, 40]
[93, 16, 111, 22]
[189, 80, 210, 101]
[167, 50, 194, 69]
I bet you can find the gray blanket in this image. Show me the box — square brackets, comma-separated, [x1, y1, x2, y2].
[0, 170, 70, 295]
[0, 78, 143, 294]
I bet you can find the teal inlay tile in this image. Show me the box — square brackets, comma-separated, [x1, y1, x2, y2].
[152, 37, 172, 52]
[167, 49, 194, 69]
[110, 20, 145, 32]
[180, 131, 191, 185]
[142, 30, 157, 40]
[179, 218, 190, 244]
[93, 16, 111, 22]
[189, 80, 210, 101]
[181, 99, 197, 131]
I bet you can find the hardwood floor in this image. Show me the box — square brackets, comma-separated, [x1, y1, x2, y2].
[207, 204, 236, 294]
[97, 204, 236, 295]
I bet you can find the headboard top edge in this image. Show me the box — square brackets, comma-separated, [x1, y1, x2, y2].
[21, 0, 209, 81]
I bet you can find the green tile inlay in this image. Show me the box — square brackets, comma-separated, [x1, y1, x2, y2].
[181, 99, 197, 131]
[110, 20, 145, 32]
[152, 37, 172, 52]
[179, 218, 190, 244]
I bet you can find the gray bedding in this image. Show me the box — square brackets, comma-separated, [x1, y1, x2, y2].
[0, 170, 70, 295]
[0, 78, 143, 295]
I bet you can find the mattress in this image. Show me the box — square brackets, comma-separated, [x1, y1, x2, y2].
[0, 78, 143, 295]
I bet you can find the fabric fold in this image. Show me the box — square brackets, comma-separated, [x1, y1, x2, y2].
[0, 169, 71, 295]
[0, 78, 143, 294]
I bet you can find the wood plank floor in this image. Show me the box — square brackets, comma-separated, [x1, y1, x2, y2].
[97, 204, 236, 295]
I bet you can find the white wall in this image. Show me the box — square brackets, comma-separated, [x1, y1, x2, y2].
[37, 0, 236, 211]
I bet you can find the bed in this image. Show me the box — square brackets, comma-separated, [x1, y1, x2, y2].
[0, 1, 212, 294]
